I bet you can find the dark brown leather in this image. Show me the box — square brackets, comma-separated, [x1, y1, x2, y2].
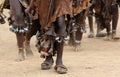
[29, 0, 90, 29]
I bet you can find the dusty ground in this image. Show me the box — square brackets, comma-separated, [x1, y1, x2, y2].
[0, 9, 120, 77]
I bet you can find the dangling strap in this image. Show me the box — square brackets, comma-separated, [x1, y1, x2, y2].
[18, 0, 29, 8]
[0, 0, 5, 11]
[19, 0, 33, 25]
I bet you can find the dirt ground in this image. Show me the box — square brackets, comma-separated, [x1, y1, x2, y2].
[0, 9, 120, 77]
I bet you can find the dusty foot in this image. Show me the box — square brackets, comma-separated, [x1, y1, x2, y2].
[24, 42, 34, 57]
[74, 44, 81, 52]
[0, 15, 5, 24]
[15, 52, 25, 61]
[88, 32, 94, 38]
[64, 40, 69, 45]
[54, 65, 67, 74]
[41, 58, 54, 70]
[104, 35, 111, 41]
[111, 34, 120, 41]
[112, 37, 120, 41]
[96, 33, 107, 37]
[25, 48, 33, 57]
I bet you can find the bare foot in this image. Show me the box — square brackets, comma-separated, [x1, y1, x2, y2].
[24, 42, 34, 57]
[15, 52, 25, 61]
[54, 65, 67, 74]
[88, 32, 94, 38]
[96, 33, 107, 37]
[74, 44, 81, 52]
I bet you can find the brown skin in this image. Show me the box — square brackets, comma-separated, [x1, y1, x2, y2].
[25, 20, 40, 57]
[95, 0, 119, 39]
[0, 14, 5, 24]
[111, 4, 119, 39]
[9, 0, 40, 61]
[26, 0, 68, 72]
[88, 0, 107, 38]
[27, 0, 89, 73]
[25, 0, 35, 13]
[53, 16, 68, 74]
[88, 16, 94, 33]
[15, 33, 25, 61]
[10, 0, 26, 61]
[88, 0, 119, 39]
[15, 20, 40, 61]
[54, 16, 66, 65]
[68, 10, 87, 51]
[39, 16, 67, 74]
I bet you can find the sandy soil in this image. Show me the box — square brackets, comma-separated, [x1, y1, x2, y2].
[0, 9, 120, 77]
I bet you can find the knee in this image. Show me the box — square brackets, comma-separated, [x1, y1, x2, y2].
[15, 13, 24, 22]
[55, 16, 67, 36]
[56, 16, 66, 29]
